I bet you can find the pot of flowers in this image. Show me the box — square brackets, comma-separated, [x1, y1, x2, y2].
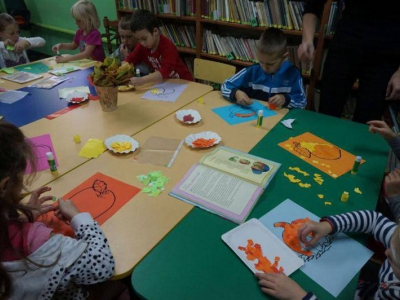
[90, 58, 134, 112]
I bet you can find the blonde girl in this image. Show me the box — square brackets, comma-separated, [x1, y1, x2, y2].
[52, 0, 105, 62]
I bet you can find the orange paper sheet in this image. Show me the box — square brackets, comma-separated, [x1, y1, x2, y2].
[40, 172, 140, 236]
[278, 132, 365, 178]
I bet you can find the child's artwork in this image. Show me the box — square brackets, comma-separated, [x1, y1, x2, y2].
[49, 66, 81, 76]
[25, 134, 58, 174]
[40, 172, 140, 237]
[0, 90, 29, 104]
[30, 76, 70, 89]
[259, 199, 373, 297]
[221, 219, 304, 275]
[2, 71, 43, 84]
[278, 132, 365, 178]
[14, 62, 50, 74]
[212, 101, 277, 125]
[141, 82, 188, 102]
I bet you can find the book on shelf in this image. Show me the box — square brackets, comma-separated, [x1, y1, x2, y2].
[169, 146, 281, 224]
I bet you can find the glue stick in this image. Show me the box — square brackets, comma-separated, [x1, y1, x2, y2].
[256, 110, 263, 127]
[46, 152, 58, 174]
[135, 69, 140, 77]
[351, 156, 362, 175]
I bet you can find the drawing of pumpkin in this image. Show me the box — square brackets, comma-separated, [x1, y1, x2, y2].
[274, 218, 313, 256]
[293, 141, 341, 160]
[69, 179, 116, 220]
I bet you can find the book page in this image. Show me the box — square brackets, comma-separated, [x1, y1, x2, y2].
[200, 147, 278, 186]
[174, 164, 260, 216]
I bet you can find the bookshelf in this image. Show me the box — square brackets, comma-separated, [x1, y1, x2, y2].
[114, 0, 337, 110]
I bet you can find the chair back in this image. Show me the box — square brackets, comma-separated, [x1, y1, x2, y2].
[103, 16, 121, 55]
[193, 58, 236, 85]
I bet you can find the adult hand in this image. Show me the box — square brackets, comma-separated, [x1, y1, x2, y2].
[297, 220, 332, 247]
[386, 68, 400, 101]
[13, 40, 30, 53]
[269, 94, 285, 107]
[297, 42, 314, 61]
[54, 198, 80, 222]
[235, 90, 253, 106]
[24, 186, 55, 220]
[255, 272, 307, 300]
[367, 120, 396, 140]
[385, 169, 400, 198]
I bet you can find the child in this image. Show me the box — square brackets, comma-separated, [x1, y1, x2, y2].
[110, 15, 150, 76]
[255, 210, 400, 299]
[0, 120, 115, 299]
[52, 0, 105, 63]
[221, 28, 306, 109]
[369, 120, 400, 220]
[125, 9, 193, 86]
[0, 13, 45, 68]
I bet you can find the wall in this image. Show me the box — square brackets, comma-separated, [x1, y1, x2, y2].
[1, 0, 117, 56]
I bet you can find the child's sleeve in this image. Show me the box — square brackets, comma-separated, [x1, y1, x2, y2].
[20, 37, 46, 48]
[221, 68, 249, 102]
[125, 44, 142, 66]
[323, 210, 396, 248]
[286, 69, 307, 109]
[61, 213, 115, 285]
[387, 136, 400, 161]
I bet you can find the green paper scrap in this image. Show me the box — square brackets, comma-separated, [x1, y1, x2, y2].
[137, 171, 168, 197]
[1, 67, 15, 74]
[6, 45, 14, 51]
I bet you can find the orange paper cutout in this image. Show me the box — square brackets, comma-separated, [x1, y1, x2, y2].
[39, 172, 140, 237]
[279, 132, 365, 178]
[238, 239, 284, 273]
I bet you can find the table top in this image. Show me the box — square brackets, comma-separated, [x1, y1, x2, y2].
[131, 109, 390, 300]
[43, 91, 288, 279]
[17, 77, 212, 189]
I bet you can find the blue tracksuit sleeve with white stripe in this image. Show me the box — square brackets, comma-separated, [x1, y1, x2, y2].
[221, 60, 307, 109]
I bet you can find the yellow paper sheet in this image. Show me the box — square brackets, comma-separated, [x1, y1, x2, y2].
[79, 139, 106, 158]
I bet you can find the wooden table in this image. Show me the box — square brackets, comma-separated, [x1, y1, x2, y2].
[44, 91, 288, 279]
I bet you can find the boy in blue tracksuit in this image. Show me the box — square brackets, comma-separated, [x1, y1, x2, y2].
[221, 28, 306, 109]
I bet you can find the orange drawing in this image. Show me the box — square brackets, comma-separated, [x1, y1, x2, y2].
[279, 132, 365, 178]
[274, 218, 313, 256]
[238, 239, 284, 273]
[39, 172, 140, 237]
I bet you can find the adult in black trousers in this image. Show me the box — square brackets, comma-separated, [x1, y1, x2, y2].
[298, 0, 400, 123]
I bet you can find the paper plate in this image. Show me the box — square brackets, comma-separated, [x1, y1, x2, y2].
[185, 131, 221, 148]
[66, 91, 88, 104]
[118, 85, 135, 92]
[104, 134, 139, 154]
[176, 109, 202, 124]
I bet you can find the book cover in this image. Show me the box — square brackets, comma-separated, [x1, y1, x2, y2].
[169, 146, 281, 223]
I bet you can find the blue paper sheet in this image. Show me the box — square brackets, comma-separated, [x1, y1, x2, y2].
[259, 199, 373, 297]
[212, 101, 277, 125]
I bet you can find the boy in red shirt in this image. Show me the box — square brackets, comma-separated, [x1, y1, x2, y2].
[125, 9, 193, 86]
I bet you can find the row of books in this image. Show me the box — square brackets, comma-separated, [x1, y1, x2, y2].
[119, 0, 195, 16]
[201, 0, 306, 31]
[325, 0, 343, 35]
[159, 21, 196, 48]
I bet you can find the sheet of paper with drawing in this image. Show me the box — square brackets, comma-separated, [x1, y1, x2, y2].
[259, 199, 373, 297]
[14, 62, 50, 74]
[2, 71, 43, 84]
[222, 219, 304, 275]
[141, 82, 188, 102]
[170, 146, 280, 223]
[39, 172, 140, 237]
[212, 101, 277, 125]
[133, 136, 184, 167]
[279, 132, 365, 178]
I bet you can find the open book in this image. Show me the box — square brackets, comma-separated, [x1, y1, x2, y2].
[170, 146, 280, 223]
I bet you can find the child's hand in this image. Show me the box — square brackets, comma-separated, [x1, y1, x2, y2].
[55, 55, 69, 63]
[268, 94, 285, 107]
[120, 45, 130, 59]
[52, 43, 62, 53]
[297, 220, 332, 247]
[4, 39, 15, 47]
[24, 186, 56, 221]
[385, 168, 400, 198]
[13, 40, 30, 53]
[367, 120, 396, 140]
[54, 198, 80, 222]
[235, 90, 252, 106]
[130, 76, 144, 87]
[255, 272, 307, 300]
